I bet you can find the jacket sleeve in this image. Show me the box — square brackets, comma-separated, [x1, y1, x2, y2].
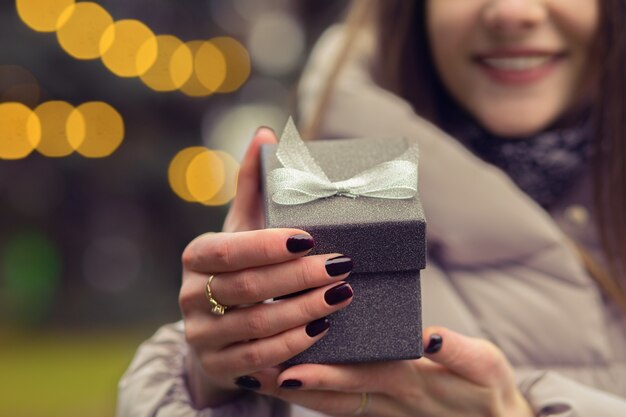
[421, 260, 626, 417]
[116, 321, 290, 417]
[116, 322, 626, 417]
[517, 370, 626, 417]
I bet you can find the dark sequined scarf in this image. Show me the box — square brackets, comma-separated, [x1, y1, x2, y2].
[447, 114, 593, 210]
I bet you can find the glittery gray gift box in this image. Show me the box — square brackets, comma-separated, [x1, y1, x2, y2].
[260, 135, 426, 365]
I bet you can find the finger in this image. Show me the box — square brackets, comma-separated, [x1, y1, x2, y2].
[181, 228, 315, 273]
[183, 252, 352, 308]
[275, 360, 499, 417]
[185, 281, 354, 349]
[274, 390, 404, 417]
[423, 326, 514, 387]
[200, 317, 331, 378]
[227, 127, 277, 222]
[231, 367, 281, 392]
[276, 361, 406, 396]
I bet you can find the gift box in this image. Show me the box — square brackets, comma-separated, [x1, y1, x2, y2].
[260, 119, 426, 365]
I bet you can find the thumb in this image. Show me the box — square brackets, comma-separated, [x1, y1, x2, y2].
[423, 326, 514, 388]
[226, 127, 278, 226]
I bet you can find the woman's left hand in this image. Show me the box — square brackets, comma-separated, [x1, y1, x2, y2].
[266, 326, 534, 417]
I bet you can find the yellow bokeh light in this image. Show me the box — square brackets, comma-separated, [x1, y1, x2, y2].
[55, 2, 114, 60]
[0, 102, 41, 160]
[67, 101, 124, 158]
[186, 149, 225, 203]
[100, 20, 157, 77]
[16, 0, 74, 32]
[171, 42, 195, 89]
[140, 35, 193, 92]
[194, 40, 227, 93]
[168, 146, 208, 201]
[211, 37, 251, 93]
[178, 41, 215, 97]
[34, 100, 75, 157]
[200, 150, 239, 206]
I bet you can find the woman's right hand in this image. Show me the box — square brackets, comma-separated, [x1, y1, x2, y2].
[179, 128, 355, 408]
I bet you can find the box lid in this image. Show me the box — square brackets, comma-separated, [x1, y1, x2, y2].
[261, 137, 426, 273]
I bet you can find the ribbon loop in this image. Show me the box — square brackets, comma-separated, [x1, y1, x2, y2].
[268, 117, 419, 205]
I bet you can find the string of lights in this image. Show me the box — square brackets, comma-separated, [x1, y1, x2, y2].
[12, 0, 247, 205]
[0, 100, 123, 159]
[16, 0, 251, 96]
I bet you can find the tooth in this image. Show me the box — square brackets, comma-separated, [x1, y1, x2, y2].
[483, 56, 551, 71]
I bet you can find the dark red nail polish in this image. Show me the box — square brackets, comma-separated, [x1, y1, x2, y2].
[425, 334, 443, 354]
[306, 317, 330, 337]
[234, 375, 261, 390]
[286, 234, 315, 253]
[280, 379, 302, 389]
[324, 283, 353, 305]
[325, 255, 353, 276]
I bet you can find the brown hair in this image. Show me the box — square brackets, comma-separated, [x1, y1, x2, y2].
[305, 0, 626, 311]
[591, 0, 626, 309]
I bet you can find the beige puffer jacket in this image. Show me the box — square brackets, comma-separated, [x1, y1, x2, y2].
[117, 26, 626, 417]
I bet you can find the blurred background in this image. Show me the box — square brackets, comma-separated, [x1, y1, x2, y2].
[0, 1, 348, 415]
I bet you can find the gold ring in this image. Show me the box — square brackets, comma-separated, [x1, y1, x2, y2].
[353, 392, 371, 416]
[205, 275, 228, 315]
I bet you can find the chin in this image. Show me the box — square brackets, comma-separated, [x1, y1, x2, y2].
[474, 111, 556, 138]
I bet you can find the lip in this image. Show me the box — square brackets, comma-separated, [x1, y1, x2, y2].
[473, 49, 567, 85]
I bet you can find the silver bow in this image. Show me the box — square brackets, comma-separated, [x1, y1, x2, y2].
[268, 117, 419, 205]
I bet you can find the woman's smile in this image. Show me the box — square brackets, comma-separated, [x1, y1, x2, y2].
[427, 0, 598, 136]
[473, 49, 567, 85]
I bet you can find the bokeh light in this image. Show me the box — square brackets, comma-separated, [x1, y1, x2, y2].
[140, 35, 193, 92]
[248, 11, 304, 76]
[208, 0, 247, 34]
[0, 102, 41, 160]
[232, 0, 273, 22]
[16, 0, 74, 32]
[55, 2, 114, 60]
[16, 1, 252, 96]
[0, 65, 41, 106]
[194, 40, 227, 93]
[67, 101, 124, 158]
[100, 19, 157, 77]
[238, 76, 291, 108]
[168, 147, 239, 205]
[186, 149, 226, 203]
[33, 100, 75, 157]
[200, 150, 239, 206]
[1, 231, 61, 323]
[82, 235, 142, 292]
[168, 146, 206, 201]
[178, 40, 217, 97]
[211, 37, 250, 93]
[204, 104, 286, 160]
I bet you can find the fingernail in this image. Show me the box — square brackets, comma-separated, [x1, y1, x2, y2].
[280, 379, 303, 389]
[234, 375, 261, 390]
[286, 234, 315, 253]
[255, 126, 275, 135]
[324, 282, 353, 305]
[425, 334, 443, 354]
[325, 255, 353, 276]
[306, 317, 330, 337]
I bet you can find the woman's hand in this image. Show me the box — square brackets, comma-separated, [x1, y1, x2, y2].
[180, 128, 356, 408]
[222, 127, 275, 233]
[270, 327, 534, 417]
